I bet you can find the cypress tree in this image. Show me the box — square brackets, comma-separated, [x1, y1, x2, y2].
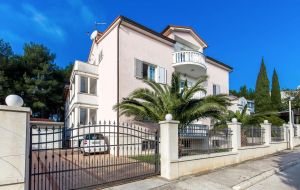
[254, 58, 272, 113]
[271, 69, 281, 111]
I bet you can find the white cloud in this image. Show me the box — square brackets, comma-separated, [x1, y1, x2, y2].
[67, 0, 96, 23]
[22, 4, 65, 39]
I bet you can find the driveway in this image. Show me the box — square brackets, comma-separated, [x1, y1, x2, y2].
[30, 149, 157, 189]
[247, 161, 300, 190]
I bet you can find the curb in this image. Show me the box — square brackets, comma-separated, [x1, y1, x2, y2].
[232, 158, 300, 190]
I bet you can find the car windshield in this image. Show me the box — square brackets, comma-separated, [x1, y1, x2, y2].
[84, 134, 104, 140]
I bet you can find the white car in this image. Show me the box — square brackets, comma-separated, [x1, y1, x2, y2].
[80, 133, 109, 155]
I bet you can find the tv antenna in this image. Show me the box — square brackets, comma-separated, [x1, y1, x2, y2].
[86, 19, 106, 36]
[94, 20, 106, 29]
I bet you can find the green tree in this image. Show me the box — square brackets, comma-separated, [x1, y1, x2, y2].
[0, 39, 71, 121]
[282, 89, 300, 110]
[0, 39, 23, 102]
[239, 85, 247, 98]
[255, 58, 272, 113]
[0, 39, 13, 57]
[22, 43, 64, 118]
[229, 89, 239, 97]
[271, 69, 281, 111]
[230, 85, 255, 100]
[114, 73, 230, 126]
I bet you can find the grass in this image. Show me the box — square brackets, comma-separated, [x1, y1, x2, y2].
[130, 154, 160, 164]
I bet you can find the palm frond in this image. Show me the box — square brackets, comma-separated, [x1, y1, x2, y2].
[114, 72, 230, 126]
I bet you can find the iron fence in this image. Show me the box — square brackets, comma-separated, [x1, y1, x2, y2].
[241, 125, 265, 146]
[271, 126, 285, 142]
[178, 124, 232, 157]
[27, 121, 160, 190]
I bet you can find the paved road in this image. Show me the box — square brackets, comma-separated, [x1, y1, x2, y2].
[106, 147, 300, 190]
[247, 162, 300, 190]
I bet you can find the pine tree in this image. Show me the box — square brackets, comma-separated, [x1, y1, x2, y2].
[239, 85, 247, 98]
[271, 69, 281, 111]
[254, 58, 272, 113]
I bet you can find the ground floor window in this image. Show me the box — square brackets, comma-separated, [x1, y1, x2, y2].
[213, 84, 221, 95]
[79, 108, 88, 125]
[89, 109, 97, 124]
[142, 140, 156, 151]
[79, 107, 97, 125]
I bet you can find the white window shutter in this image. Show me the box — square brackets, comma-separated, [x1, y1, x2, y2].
[135, 59, 143, 78]
[217, 85, 221, 94]
[159, 67, 166, 84]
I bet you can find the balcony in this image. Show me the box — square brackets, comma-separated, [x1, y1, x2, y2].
[73, 60, 98, 76]
[172, 51, 207, 78]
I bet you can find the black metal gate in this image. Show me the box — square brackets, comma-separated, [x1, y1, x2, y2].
[27, 121, 160, 189]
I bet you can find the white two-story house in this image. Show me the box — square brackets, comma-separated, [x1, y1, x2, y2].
[64, 16, 233, 129]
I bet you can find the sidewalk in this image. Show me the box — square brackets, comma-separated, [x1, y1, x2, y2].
[104, 147, 300, 190]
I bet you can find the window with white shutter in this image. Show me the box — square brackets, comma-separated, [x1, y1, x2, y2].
[135, 59, 158, 81]
[135, 59, 143, 78]
[213, 84, 221, 95]
[158, 67, 166, 84]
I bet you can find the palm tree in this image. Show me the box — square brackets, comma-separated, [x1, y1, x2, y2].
[114, 73, 230, 126]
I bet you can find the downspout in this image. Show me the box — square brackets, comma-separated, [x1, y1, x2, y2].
[116, 19, 122, 157]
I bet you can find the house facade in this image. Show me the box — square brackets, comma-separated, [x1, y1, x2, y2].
[64, 16, 233, 129]
[228, 95, 255, 114]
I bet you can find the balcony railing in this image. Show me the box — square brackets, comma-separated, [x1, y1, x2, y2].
[173, 51, 206, 64]
[192, 91, 206, 99]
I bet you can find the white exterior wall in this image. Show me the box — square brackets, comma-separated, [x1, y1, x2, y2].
[205, 61, 230, 95]
[96, 27, 118, 121]
[167, 31, 204, 52]
[118, 25, 174, 122]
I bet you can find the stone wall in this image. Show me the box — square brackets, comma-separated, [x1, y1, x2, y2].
[160, 120, 300, 180]
[0, 106, 31, 190]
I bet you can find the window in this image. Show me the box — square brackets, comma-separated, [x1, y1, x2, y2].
[212, 140, 220, 147]
[135, 59, 164, 82]
[180, 80, 193, 92]
[213, 84, 221, 95]
[148, 65, 155, 81]
[85, 134, 104, 140]
[79, 108, 88, 125]
[142, 63, 148, 79]
[98, 50, 103, 64]
[89, 109, 97, 124]
[180, 80, 185, 92]
[90, 78, 97, 95]
[142, 140, 156, 151]
[80, 108, 97, 125]
[71, 80, 75, 99]
[80, 76, 88, 93]
[141, 62, 155, 81]
[79, 76, 97, 95]
[158, 67, 166, 84]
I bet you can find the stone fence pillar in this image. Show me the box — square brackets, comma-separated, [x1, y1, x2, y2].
[159, 120, 179, 180]
[261, 120, 271, 145]
[289, 123, 295, 150]
[227, 118, 241, 152]
[283, 124, 288, 142]
[0, 105, 31, 190]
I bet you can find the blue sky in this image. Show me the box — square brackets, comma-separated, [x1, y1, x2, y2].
[1, 0, 300, 90]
